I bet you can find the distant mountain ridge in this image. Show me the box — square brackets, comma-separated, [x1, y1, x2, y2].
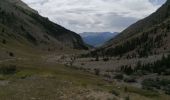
[80, 32, 118, 47]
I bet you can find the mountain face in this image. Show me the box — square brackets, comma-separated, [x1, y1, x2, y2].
[101, 1, 170, 57]
[0, 0, 88, 52]
[80, 32, 118, 47]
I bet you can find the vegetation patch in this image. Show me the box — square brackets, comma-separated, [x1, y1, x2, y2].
[0, 65, 16, 75]
[125, 86, 159, 97]
[142, 78, 170, 95]
[110, 89, 120, 96]
[120, 54, 170, 75]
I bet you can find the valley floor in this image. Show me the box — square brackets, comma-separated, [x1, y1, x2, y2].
[0, 52, 169, 100]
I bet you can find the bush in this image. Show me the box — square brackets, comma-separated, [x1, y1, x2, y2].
[1, 28, 4, 33]
[0, 65, 17, 75]
[142, 79, 158, 90]
[94, 68, 100, 76]
[114, 73, 124, 80]
[124, 77, 136, 83]
[103, 74, 111, 79]
[9, 52, 14, 57]
[142, 78, 170, 93]
[95, 55, 99, 61]
[165, 85, 170, 95]
[120, 65, 134, 75]
[110, 89, 119, 96]
[2, 39, 6, 44]
[124, 86, 128, 92]
[103, 57, 109, 62]
[125, 96, 130, 100]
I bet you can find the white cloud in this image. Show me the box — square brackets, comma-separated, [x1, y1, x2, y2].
[22, 0, 166, 33]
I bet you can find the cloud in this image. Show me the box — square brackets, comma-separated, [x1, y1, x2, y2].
[22, 0, 166, 33]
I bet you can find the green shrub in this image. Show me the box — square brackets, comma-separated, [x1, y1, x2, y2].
[103, 74, 111, 79]
[110, 89, 119, 96]
[2, 39, 6, 44]
[103, 57, 109, 62]
[125, 96, 130, 100]
[126, 86, 159, 97]
[94, 68, 100, 76]
[2, 28, 4, 33]
[0, 65, 17, 75]
[114, 73, 123, 80]
[9, 52, 14, 57]
[142, 78, 170, 94]
[165, 85, 170, 95]
[124, 77, 136, 83]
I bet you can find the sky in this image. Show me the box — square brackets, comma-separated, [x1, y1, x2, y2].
[22, 0, 166, 33]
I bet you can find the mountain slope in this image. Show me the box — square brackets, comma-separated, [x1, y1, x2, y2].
[0, 0, 88, 53]
[80, 32, 118, 47]
[102, 1, 170, 57]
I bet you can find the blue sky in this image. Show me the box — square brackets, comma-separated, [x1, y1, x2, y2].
[22, 0, 166, 33]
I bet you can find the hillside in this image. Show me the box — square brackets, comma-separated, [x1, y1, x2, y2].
[0, 0, 88, 57]
[80, 32, 118, 47]
[102, 0, 170, 57]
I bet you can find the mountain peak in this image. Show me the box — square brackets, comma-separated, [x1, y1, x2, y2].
[7, 0, 38, 14]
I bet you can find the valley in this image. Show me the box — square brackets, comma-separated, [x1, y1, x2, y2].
[0, 0, 170, 100]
